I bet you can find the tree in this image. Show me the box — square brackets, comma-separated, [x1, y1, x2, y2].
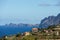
[16, 32, 21, 37]
[47, 25, 56, 29]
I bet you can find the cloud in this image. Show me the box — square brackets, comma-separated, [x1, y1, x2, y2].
[55, 2, 60, 6]
[39, 3, 60, 6]
[38, 0, 60, 6]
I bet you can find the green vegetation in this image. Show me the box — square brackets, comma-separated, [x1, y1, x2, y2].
[22, 35, 35, 40]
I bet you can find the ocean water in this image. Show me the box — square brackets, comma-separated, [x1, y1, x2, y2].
[0, 26, 32, 37]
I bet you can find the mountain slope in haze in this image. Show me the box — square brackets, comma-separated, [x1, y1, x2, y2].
[39, 13, 60, 28]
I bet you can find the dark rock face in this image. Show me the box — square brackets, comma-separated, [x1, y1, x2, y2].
[39, 13, 60, 28]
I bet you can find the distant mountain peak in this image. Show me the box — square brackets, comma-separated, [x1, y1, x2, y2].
[57, 13, 60, 17]
[39, 13, 60, 28]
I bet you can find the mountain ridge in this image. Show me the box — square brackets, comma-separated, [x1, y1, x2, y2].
[39, 13, 60, 28]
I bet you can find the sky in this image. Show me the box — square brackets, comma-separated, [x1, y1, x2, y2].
[0, 0, 60, 25]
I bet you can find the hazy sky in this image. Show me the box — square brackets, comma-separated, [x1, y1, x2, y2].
[0, 0, 60, 25]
